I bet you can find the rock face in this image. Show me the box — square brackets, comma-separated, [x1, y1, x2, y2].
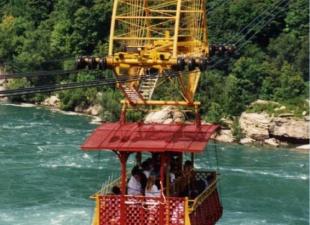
[75, 104, 103, 116]
[270, 117, 309, 140]
[239, 112, 271, 141]
[42, 96, 60, 107]
[0, 72, 8, 102]
[264, 138, 280, 147]
[213, 129, 234, 143]
[144, 106, 185, 124]
[240, 137, 255, 145]
[296, 144, 310, 150]
[240, 112, 309, 146]
[86, 104, 103, 116]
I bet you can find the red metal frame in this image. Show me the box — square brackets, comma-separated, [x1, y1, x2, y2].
[97, 195, 186, 225]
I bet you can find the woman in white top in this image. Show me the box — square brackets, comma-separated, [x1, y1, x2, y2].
[127, 166, 143, 195]
[145, 175, 160, 198]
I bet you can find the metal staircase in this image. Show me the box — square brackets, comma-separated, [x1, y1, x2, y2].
[119, 83, 144, 104]
[138, 76, 158, 100]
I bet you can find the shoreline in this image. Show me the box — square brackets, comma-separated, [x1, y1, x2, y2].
[0, 102, 103, 125]
[1, 101, 309, 151]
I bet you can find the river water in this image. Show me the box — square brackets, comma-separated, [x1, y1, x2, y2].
[0, 104, 308, 225]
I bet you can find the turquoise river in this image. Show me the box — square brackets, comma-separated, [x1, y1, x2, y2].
[0, 104, 308, 225]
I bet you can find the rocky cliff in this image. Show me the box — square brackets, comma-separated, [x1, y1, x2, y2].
[239, 112, 309, 147]
[143, 104, 309, 150]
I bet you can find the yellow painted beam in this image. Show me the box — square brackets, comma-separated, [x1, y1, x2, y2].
[113, 37, 174, 41]
[109, 0, 119, 56]
[185, 197, 192, 225]
[121, 100, 201, 107]
[173, 0, 182, 58]
[115, 16, 176, 19]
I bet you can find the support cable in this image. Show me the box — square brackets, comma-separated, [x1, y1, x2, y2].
[0, 69, 79, 80]
[208, 0, 290, 69]
[0, 71, 182, 97]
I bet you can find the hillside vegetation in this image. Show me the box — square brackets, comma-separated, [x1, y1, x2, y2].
[0, 0, 308, 121]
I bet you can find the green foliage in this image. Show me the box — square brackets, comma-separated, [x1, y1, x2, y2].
[222, 75, 245, 116]
[58, 72, 99, 111]
[6, 78, 31, 102]
[274, 64, 306, 101]
[99, 89, 122, 122]
[247, 100, 309, 118]
[231, 118, 244, 142]
[0, 0, 308, 122]
[198, 70, 225, 114]
[205, 102, 224, 124]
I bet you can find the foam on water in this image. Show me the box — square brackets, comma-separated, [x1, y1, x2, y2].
[220, 167, 309, 180]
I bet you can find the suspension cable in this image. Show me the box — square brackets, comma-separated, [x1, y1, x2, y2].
[0, 69, 79, 80]
[207, 0, 230, 15]
[233, 0, 289, 46]
[208, 0, 290, 69]
[0, 71, 182, 97]
[2, 56, 76, 70]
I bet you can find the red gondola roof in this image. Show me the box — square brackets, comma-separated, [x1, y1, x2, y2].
[81, 122, 219, 153]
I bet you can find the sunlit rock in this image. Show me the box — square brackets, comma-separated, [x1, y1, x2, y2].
[239, 112, 271, 141]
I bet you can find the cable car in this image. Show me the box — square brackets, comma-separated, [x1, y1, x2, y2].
[82, 122, 223, 225]
[79, 0, 224, 224]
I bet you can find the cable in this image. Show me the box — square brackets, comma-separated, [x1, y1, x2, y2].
[207, 0, 230, 16]
[2, 56, 76, 68]
[0, 69, 79, 80]
[237, 1, 290, 49]
[208, 0, 290, 69]
[232, 0, 287, 43]
[0, 70, 182, 97]
[233, 0, 289, 46]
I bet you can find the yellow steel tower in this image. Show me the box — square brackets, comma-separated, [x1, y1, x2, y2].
[107, 0, 209, 114]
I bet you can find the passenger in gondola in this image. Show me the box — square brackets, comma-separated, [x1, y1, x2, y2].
[127, 166, 143, 195]
[145, 173, 161, 225]
[135, 152, 142, 167]
[183, 160, 196, 181]
[181, 160, 207, 198]
[145, 174, 161, 198]
[180, 160, 197, 198]
[141, 158, 153, 178]
[110, 186, 121, 195]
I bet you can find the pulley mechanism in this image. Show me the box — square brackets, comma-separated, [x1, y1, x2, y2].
[209, 44, 236, 57]
[76, 56, 107, 70]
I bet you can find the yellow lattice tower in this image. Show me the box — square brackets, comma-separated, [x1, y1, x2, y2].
[106, 0, 209, 110]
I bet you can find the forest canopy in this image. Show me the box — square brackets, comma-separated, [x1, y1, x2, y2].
[0, 0, 308, 121]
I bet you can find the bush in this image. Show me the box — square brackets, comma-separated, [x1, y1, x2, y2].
[6, 78, 32, 102]
[231, 118, 244, 142]
[99, 89, 122, 122]
[206, 102, 224, 124]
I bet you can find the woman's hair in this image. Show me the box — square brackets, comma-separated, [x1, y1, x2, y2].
[146, 175, 156, 191]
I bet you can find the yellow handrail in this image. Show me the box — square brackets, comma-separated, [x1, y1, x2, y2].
[90, 173, 130, 199]
[188, 178, 219, 213]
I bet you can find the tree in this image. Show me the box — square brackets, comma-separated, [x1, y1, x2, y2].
[274, 63, 306, 101]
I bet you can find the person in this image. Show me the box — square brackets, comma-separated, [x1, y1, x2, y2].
[180, 160, 198, 198]
[141, 158, 152, 178]
[127, 166, 143, 195]
[145, 174, 161, 198]
[183, 160, 194, 177]
[169, 164, 178, 184]
[135, 153, 142, 167]
[111, 186, 121, 195]
[144, 174, 161, 225]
